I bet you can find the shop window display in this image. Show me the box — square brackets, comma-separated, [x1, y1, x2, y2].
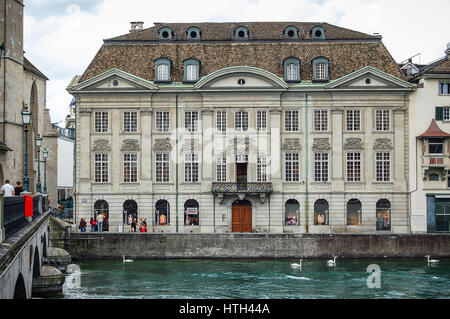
[156, 200, 170, 225]
[376, 199, 391, 231]
[285, 199, 299, 225]
[314, 199, 329, 225]
[184, 199, 199, 226]
[347, 199, 362, 226]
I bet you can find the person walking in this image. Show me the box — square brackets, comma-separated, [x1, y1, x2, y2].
[131, 218, 137, 232]
[79, 218, 87, 232]
[14, 181, 23, 196]
[1, 180, 15, 197]
[97, 212, 104, 232]
[90, 217, 96, 232]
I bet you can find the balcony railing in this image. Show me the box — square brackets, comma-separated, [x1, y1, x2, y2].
[422, 156, 449, 168]
[212, 182, 273, 203]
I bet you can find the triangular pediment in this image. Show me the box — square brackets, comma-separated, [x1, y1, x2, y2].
[325, 66, 415, 91]
[195, 66, 288, 90]
[67, 68, 158, 93]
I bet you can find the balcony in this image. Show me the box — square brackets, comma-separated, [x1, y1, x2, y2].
[422, 156, 450, 180]
[212, 182, 273, 203]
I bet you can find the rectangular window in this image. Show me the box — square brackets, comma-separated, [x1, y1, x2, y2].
[347, 152, 361, 182]
[185, 111, 199, 132]
[444, 107, 450, 121]
[216, 157, 227, 182]
[123, 111, 138, 133]
[257, 156, 267, 182]
[315, 63, 326, 80]
[376, 152, 390, 182]
[375, 110, 390, 131]
[428, 138, 444, 154]
[257, 110, 267, 132]
[314, 153, 329, 182]
[286, 64, 298, 81]
[285, 110, 299, 132]
[123, 153, 138, 183]
[157, 64, 169, 81]
[186, 64, 197, 81]
[314, 110, 328, 131]
[184, 153, 199, 183]
[94, 154, 108, 183]
[346, 109, 361, 131]
[235, 111, 248, 131]
[156, 153, 170, 182]
[216, 110, 227, 132]
[155, 111, 170, 132]
[439, 82, 450, 95]
[285, 153, 299, 182]
[94, 111, 108, 133]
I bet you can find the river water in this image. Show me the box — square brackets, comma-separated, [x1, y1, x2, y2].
[60, 259, 450, 299]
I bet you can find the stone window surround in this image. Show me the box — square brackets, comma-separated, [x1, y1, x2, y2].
[284, 26, 299, 39]
[122, 152, 139, 183]
[122, 110, 139, 133]
[183, 58, 200, 83]
[312, 56, 329, 81]
[283, 57, 301, 82]
[154, 57, 172, 83]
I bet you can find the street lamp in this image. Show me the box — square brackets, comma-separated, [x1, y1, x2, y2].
[21, 104, 31, 192]
[42, 148, 49, 194]
[35, 134, 42, 193]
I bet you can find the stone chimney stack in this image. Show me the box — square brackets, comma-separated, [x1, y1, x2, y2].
[130, 21, 144, 33]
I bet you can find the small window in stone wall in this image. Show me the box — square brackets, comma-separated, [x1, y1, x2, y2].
[311, 26, 326, 40]
[284, 26, 299, 39]
[159, 27, 174, 40]
[234, 26, 249, 40]
[429, 173, 440, 181]
[187, 27, 201, 40]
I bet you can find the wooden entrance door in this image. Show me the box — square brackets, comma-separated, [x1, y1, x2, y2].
[232, 200, 252, 232]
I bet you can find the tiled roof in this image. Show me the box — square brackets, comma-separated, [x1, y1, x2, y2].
[109, 22, 379, 42]
[418, 119, 450, 138]
[419, 56, 450, 75]
[23, 57, 49, 80]
[79, 22, 404, 83]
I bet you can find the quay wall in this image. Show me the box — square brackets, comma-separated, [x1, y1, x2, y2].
[65, 233, 450, 260]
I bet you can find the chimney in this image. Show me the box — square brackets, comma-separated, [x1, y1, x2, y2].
[130, 21, 144, 33]
[446, 42, 450, 58]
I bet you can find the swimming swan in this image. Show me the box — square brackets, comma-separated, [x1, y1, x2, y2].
[327, 256, 337, 267]
[122, 255, 133, 263]
[426, 255, 439, 263]
[290, 259, 303, 269]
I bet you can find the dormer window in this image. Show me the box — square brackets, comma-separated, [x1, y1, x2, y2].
[312, 57, 329, 81]
[234, 26, 249, 40]
[183, 58, 200, 82]
[155, 58, 171, 82]
[311, 26, 326, 40]
[159, 27, 174, 40]
[283, 57, 301, 82]
[284, 26, 299, 39]
[187, 27, 201, 40]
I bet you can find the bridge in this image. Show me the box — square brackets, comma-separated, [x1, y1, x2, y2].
[0, 191, 68, 299]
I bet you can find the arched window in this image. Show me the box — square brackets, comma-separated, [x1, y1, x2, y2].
[284, 26, 299, 39]
[283, 57, 301, 82]
[311, 26, 326, 40]
[123, 200, 138, 225]
[184, 199, 199, 226]
[94, 200, 109, 231]
[156, 199, 170, 225]
[312, 57, 329, 81]
[186, 27, 201, 40]
[155, 58, 171, 82]
[314, 199, 329, 225]
[285, 199, 299, 225]
[234, 26, 249, 40]
[376, 199, 391, 231]
[347, 199, 362, 226]
[159, 27, 174, 40]
[234, 111, 248, 131]
[183, 58, 200, 82]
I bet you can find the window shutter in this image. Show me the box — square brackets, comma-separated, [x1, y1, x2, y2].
[436, 107, 444, 121]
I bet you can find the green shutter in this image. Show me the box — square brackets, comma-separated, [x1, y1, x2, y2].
[436, 107, 444, 121]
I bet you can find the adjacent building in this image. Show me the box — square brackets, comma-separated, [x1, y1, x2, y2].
[68, 22, 415, 233]
[406, 43, 450, 233]
[0, 0, 58, 206]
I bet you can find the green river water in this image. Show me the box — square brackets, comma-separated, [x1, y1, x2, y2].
[60, 258, 450, 299]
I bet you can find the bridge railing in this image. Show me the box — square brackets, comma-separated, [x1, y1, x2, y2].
[50, 207, 73, 224]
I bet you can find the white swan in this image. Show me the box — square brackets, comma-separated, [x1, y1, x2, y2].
[327, 256, 337, 267]
[426, 255, 439, 263]
[122, 255, 133, 263]
[290, 259, 303, 269]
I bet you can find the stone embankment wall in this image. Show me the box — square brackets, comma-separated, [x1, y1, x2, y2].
[65, 233, 450, 260]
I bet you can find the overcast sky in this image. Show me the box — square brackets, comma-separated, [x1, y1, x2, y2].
[23, 0, 450, 125]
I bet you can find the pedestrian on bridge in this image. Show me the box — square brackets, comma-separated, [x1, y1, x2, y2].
[14, 181, 23, 196]
[90, 217, 96, 232]
[79, 218, 87, 232]
[1, 180, 14, 197]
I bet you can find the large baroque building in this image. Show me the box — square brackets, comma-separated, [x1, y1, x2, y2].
[0, 0, 58, 206]
[68, 22, 415, 233]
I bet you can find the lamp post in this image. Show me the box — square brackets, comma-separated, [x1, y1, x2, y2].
[21, 105, 31, 192]
[42, 148, 48, 194]
[35, 134, 42, 193]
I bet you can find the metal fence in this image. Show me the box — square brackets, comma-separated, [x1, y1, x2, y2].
[3, 196, 26, 231]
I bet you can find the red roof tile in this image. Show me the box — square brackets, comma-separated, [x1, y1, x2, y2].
[418, 119, 450, 138]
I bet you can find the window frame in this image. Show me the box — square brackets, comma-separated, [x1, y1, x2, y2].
[94, 153, 109, 183]
[285, 152, 300, 182]
[234, 110, 249, 132]
[346, 152, 362, 182]
[257, 110, 267, 132]
[216, 110, 227, 132]
[184, 110, 199, 132]
[314, 152, 329, 182]
[284, 110, 299, 132]
[183, 58, 200, 83]
[123, 111, 138, 133]
[94, 111, 109, 133]
[155, 153, 170, 183]
[123, 153, 138, 183]
[154, 58, 172, 83]
[283, 57, 301, 82]
[155, 111, 170, 132]
[346, 109, 362, 131]
[312, 57, 329, 81]
[257, 155, 268, 182]
[184, 153, 199, 183]
[375, 109, 390, 131]
[375, 152, 391, 182]
[313, 109, 328, 132]
[439, 82, 450, 95]
[216, 157, 227, 182]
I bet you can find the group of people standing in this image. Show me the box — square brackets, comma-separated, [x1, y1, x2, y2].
[79, 212, 106, 232]
[128, 214, 147, 232]
[1, 180, 24, 196]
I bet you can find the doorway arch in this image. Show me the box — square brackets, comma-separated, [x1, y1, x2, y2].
[94, 200, 109, 231]
[232, 199, 252, 232]
[123, 200, 138, 225]
[13, 273, 27, 299]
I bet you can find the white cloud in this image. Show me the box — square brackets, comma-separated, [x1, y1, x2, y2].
[23, 0, 450, 123]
